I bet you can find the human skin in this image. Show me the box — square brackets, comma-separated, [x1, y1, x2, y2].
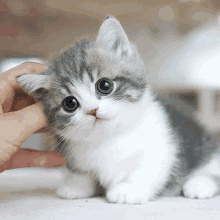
[0, 63, 65, 172]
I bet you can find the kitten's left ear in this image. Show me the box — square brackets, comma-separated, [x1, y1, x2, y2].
[16, 71, 50, 101]
[96, 15, 133, 57]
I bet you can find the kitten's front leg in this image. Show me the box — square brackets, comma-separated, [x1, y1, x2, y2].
[183, 175, 220, 199]
[183, 157, 220, 199]
[106, 166, 168, 205]
[107, 182, 149, 205]
[56, 171, 97, 200]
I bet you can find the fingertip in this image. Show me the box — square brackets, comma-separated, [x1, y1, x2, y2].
[35, 102, 45, 112]
[3, 103, 48, 146]
[19, 103, 48, 133]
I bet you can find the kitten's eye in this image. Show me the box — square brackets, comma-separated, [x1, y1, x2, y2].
[95, 77, 114, 95]
[62, 96, 79, 113]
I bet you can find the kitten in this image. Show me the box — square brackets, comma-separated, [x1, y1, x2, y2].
[16, 15, 220, 204]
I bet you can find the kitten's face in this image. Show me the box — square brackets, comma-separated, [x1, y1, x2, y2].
[52, 69, 122, 139]
[16, 16, 147, 141]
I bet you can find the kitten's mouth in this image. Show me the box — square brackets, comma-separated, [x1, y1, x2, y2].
[92, 115, 110, 124]
[94, 117, 102, 124]
[94, 116, 109, 124]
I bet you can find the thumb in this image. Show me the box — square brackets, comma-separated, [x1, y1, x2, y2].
[0, 103, 47, 147]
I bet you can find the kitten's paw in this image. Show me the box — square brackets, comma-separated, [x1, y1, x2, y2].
[106, 183, 148, 205]
[183, 176, 219, 199]
[56, 185, 94, 200]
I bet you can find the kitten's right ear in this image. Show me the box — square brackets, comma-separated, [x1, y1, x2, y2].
[96, 15, 133, 57]
[16, 71, 50, 100]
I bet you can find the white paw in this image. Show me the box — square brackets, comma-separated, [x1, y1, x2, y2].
[56, 185, 94, 200]
[183, 176, 219, 199]
[106, 183, 149, 205]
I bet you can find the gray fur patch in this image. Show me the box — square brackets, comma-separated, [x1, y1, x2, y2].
[54, 113, 72, 130]
[156, 96, 219, 195]
[112, 37, 120, 51]
[112, 75, 147, 102]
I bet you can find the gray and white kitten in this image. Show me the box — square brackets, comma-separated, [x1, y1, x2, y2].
[16, 16, 220, 204]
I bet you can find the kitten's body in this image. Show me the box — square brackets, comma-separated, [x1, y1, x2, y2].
[16, 16, 220, 204]
[66, 90, 177, 193]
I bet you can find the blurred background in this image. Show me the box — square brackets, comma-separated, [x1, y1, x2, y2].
[1, 0, 220, 136]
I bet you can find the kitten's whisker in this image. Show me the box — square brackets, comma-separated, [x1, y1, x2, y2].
[45, 137, 59, 150]
[55, 129, 76, 156]
[44, 136, 62, 151]
[50, 138, 69, 157]
[61, 120, 87, 141]
[41, 130, 57, 140]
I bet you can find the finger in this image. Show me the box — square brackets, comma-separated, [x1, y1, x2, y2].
[0, 62, 47, 90]
[10, 92, 35, 112]
[0, 141, 19, 168]
[0, 149, 65, 171]
[0, 81, 14, 114]
[0, 103, 47, 147]
[0, 63, 47, 114]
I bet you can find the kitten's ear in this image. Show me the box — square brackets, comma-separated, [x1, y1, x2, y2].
[96, 15, 132, 56]
[16, 71, 50, 101]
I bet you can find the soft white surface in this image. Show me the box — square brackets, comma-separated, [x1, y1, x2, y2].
[0, 167, 220, 220]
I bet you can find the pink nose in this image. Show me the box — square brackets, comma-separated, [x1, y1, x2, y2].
[87, 108, 98, 117]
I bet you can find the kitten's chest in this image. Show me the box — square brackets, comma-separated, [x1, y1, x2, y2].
[72, 135, 144, 185]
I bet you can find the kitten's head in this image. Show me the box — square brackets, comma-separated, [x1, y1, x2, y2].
[16, 15, 147, 141]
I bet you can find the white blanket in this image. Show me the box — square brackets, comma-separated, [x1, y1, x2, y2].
[0, 167, 219, 220]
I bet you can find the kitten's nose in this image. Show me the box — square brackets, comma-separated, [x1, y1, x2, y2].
[87, 108, 98, 117]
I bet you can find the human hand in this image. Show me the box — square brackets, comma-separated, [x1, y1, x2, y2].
[0, 62, 65, 172]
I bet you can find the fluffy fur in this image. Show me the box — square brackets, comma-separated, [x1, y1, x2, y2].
[16, 15, 220, 204]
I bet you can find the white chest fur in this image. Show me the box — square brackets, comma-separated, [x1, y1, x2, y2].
[69, 100, 178, 189]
